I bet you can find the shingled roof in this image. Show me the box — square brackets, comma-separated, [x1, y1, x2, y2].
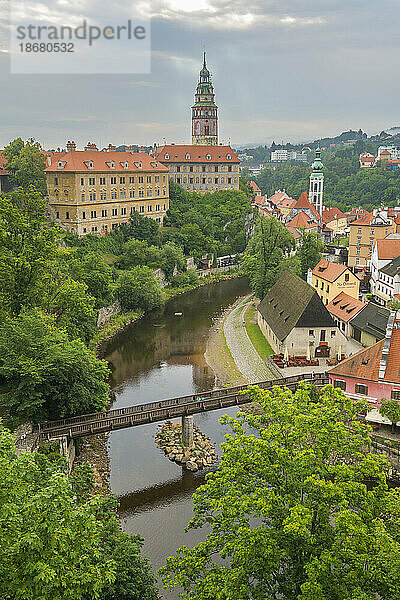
[350, 303, 390, 340]
[257, 270, 336, 342]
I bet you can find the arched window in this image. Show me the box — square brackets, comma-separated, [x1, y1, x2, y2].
[164, 154, 169, 160]
[185, 153, 191, 160]
[206, 154, 211, 161]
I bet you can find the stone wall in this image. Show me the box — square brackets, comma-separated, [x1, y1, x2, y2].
[97, 300, 121, 328]
[153, 268, 168, 288]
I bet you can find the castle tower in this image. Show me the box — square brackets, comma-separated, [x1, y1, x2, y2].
[191, 52, 218, 146]
[309, 147, 324, 215]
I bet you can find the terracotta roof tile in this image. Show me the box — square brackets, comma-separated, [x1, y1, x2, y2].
[326, 292, 367, 323]
[286, 211, 317, 229]
[375, 239, 400, 260]
[154, 144, 240, 164]
[45, 150, 169, 173]
[0, 151, 9, 174]
[312, 259, 349, 282]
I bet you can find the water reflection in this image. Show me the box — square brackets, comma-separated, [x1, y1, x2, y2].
[104, 277, 250, 598]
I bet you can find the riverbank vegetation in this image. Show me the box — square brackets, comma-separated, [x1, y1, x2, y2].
[161, 383, 400, 599]
[0, 425, 158, 600]
[241, 216, 323, 298]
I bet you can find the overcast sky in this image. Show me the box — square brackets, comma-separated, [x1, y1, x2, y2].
[0, 0, 399, 148]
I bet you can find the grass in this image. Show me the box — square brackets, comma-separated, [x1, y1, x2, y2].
[331, 236, 349, 247]
[244, 305, 274, 361]
[90, 309, 143, 351]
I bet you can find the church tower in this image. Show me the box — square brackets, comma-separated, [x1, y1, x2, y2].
[192, 53, 218, 146]
[309, 147, 324, 215]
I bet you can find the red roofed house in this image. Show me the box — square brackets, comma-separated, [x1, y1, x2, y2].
[312, 258, 360, 304]
[0, 151, 10, 193]
[326, 292, 367, 336]
[328, 312, 400, 413]
[285, 192, 321, 224]
[154, 145, 240, 193]
[321, 207, 347, 235]
[45, 146, 170, 236]
[359, 153, 376, 168]
[348, 209, 396, 269]
[249, 180, 262, 197]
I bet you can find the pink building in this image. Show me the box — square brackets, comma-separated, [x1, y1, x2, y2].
[328, 312, 400, 410]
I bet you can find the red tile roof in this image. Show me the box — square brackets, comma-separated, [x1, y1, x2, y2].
[326, 292, 366, 323]
[351, 213, 373, 226]
[328, 326, 400, 384]
[278, 197, 296, 209]
[286, 211, 317, 229]
[312, 259, 350, 282]
[375, 239, 400, 260]
[321, 206, 345, 223]
[154, 145, 240, 164]
[290, 192, 321, 220]
[269, 191, 289, 205]
[44, 150, 169, 173]
[249, 180, 261, 194]
[253, 196, 266, 206]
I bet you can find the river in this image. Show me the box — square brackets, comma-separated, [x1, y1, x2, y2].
[103, 277, 250, 598]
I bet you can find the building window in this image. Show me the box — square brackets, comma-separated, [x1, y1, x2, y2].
[100, 192, 107, 201]
[391, 391, 400, 401]
[100, 177, 106, 185]
[112, 208, 118, 216]
[345, 273, 349, 281]
[147, 205, 152, 212]
[89, 177, 95, 185]
[309, 330, 314, 336]
[91, 226, 98, 232]
[54, 176, 58, 186]
[121, 207, 127, 216]
[82, 211, 86, 219]
[138, 176, 144, 183]
[130, 190, 135, 198]
[120, 191, 126, 199]
[334, 380, 346, 391]
[358, 228, 362, 234]
[139, 206, 144, 213]
[65, 211, 70, 219]
[101, 209, 107, 217]
[356, 258, 360, 265]
[120, 177, 125, 184]
[111, 177, 117, 184]
[330, 330, 336, 337]
[320, 330, 326, 342]
[89, 193, 96, 202]
[81, 177, 84, 186]
[156, 204, 160, 211]
[91, 210, 97, 218]
[56, 211, 60, 219]
[129, 176, 135, 183]
[355, 383, 368, 396]
[81, 193, 85, 202]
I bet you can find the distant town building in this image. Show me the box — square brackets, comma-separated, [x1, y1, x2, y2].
[270, 149, 307, 162]
[374, 257, 400, 306]
[312, 259, 360, 305]
[285, 192, 321, 224]
[328, 311, 400, 409]
[348, 209, 397, 269]
[309, 147, 324, 216]
[321, 207, 347, 235]
[378, 146, 400, 161]
[45, 146, 169, 236]
[192, 53, 218, 146]
[257, 270, 347, 358]
[248, 180, 262, 197]
[154, 144, 240, 193]
[359, 153, 376, 168]
[239, 162, 267, 175]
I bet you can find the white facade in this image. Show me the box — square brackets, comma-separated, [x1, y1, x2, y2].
[271, 149, 289, 162]
[374, 268, 400, 305]
[378, 146, 400, 160]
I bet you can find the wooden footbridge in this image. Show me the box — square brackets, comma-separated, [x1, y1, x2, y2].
[34, 372, 329, 441]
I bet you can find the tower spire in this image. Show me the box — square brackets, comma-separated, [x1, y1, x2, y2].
[191, 52, 218, 146]
[203, 51, 206, 68]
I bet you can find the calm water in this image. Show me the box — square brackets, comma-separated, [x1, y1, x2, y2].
[104, 277, 250, 598]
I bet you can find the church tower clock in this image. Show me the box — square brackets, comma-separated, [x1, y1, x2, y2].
[192, 53, 218, 146]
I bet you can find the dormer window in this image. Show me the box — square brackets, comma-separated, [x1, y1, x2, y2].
[57, 161, 66, 169]
[106, 161, 115, 169]
[134, 162, 142, 169]
[164, 153, 169, 160]
[206, 154, 211, 160]
[185, 153, 191, 160]
[226, 154, 231, 160]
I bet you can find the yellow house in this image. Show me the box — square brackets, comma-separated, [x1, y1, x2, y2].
[45, 146, 170, 236]
[321, 207, 347, 235]
[312, 259, 360, 305]
[348, 210, 396, 269]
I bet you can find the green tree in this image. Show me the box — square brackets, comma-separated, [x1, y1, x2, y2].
[161, 383, 399, 600]
[241, 217, 294, 298]
[121, 212, 161, 246]
[0, 189, 60, 316]
[116, 266, 163, 311]
[388, 298, 400, 311]
[66, 251, 114, 308]
[3, 137, 47, 194]
[379, 398, 400, 432]
[0, 309, 109, 423]
[0, 425, 158, 600]
[296, 230, 324, 279]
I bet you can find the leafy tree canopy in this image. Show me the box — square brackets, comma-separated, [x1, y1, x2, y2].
[297, 230, 324, 280]
[0, 425, 158, 600]
[116, 266, 163, 312]
[161, 383, 400, 600]
[0, 309, 109, 424]
[3, 137, 47, 194]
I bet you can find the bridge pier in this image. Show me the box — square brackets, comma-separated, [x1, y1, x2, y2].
[182, 415, 194, 449]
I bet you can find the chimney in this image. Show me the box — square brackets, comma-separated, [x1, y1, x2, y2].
[107, 144, 116, 152]
[66, 140, 76, 152]
[84, 142, 98, 151]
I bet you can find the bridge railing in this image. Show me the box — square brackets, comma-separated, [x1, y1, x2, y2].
[35, 373, 329, 438]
